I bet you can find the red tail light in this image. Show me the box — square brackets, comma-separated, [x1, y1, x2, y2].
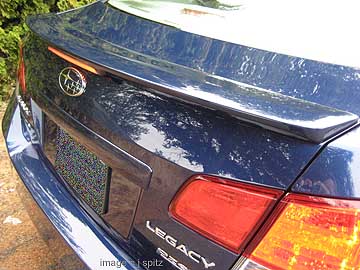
[238, 194, 360, 270]
[18, 44, 26, 93]
[169, 175, 283, 253]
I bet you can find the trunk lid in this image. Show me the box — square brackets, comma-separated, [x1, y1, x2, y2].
[22, 2, 359, 269]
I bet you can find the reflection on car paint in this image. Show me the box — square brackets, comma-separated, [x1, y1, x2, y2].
[294, 126, 360, 198]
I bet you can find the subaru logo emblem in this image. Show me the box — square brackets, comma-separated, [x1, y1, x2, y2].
[59, 67, 87, 97]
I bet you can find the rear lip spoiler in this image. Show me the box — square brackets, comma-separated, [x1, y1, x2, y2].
[27, 11, 359, 143]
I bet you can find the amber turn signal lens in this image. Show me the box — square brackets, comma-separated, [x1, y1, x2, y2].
[48, 46, 100, 75]
[169, 175, 282, 253]
[249, 194, 360, 270]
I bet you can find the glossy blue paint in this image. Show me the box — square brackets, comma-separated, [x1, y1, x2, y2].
[22, 31, 323, 269]
[2, 100, 139, 270]
[5, 1, 360, 270]
[26, 1, 360, 118]
[25, 34, 321, 189]
[26, 3, 360, 143]
[293, 125, 360, 199]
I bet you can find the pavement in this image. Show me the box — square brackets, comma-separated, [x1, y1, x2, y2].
[0, 103, 62, 270]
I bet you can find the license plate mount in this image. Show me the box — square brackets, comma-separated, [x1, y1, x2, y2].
[55, 128, 111, 214]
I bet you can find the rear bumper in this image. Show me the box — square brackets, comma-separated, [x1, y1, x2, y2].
[2, 97, 139, 270]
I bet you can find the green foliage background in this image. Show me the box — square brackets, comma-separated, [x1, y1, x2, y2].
[0, 0, 94, 101]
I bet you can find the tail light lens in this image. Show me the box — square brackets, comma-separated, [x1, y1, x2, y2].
[238, 194, 360, 270]
[18, 44, 26, 93]
[169, 175, 283, 253]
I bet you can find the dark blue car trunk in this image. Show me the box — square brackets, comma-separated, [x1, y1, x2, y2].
[21, 1, 360, 269]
